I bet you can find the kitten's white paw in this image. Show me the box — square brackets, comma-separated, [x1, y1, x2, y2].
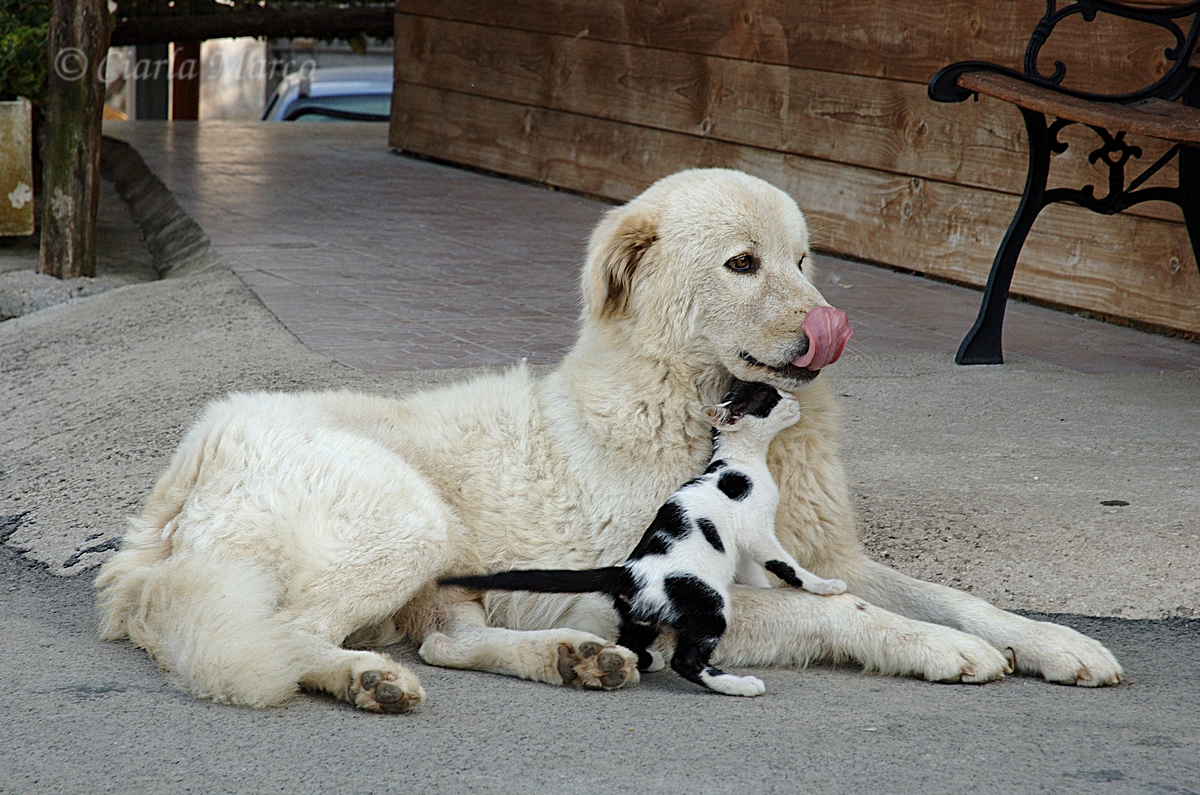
[646, 650, 666, 672]
[702, 672, 766, 697]
[806, 577, 847, 596]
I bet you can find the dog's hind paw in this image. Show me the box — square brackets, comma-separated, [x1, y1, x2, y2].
[556, 640, 640, 690]
[351, 666, 425, 714]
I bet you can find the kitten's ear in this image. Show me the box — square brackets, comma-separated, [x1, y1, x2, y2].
[702, 403, 737, 430]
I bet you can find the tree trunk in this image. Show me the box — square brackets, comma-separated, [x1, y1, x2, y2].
[40, 0, 110, 279]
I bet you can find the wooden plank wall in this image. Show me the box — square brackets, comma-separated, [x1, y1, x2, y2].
[389, 0, 1200, 335]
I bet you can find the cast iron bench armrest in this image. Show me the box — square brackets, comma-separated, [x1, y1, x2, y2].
[924, 1, 1200, 365]
[954, 71, 1200, 145]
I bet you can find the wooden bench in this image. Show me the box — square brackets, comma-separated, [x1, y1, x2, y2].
[929, 0, 1200, 364]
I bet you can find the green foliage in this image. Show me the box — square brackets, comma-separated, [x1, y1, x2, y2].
[0, 0, 51, 104]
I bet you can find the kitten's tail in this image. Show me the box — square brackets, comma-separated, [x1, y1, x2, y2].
[439, 567, 626, 595]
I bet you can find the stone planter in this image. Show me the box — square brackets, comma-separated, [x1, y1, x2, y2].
[0, 97, 34, 236]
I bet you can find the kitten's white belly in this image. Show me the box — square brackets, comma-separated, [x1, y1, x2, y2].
[627, 531, 737, 621]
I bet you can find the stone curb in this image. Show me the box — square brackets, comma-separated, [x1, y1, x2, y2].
[0, 138, 222, 321]
[99, 136, 222, 279]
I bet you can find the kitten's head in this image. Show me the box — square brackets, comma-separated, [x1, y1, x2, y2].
[701, 381, 801, 440]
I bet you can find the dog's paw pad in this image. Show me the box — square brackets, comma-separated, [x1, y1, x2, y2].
[556, 641, 639, 690]
[352, 668, 424, 714]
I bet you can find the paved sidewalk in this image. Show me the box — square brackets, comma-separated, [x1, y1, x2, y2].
[1, 121, 1193, 795]
[103, 121, 1199, 374]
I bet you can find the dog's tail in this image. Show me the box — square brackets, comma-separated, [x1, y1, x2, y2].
[440, 566, 626, 595]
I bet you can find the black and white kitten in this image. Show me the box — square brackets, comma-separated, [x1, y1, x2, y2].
[440, 381, 847, 697]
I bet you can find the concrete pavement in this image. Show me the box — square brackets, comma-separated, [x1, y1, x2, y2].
[1, 121, 1197, 793]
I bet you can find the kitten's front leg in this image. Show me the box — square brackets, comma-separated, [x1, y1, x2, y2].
[745, 530, 846, 595]
[735, 556, 772, 587]
[764, 559, 847, 596]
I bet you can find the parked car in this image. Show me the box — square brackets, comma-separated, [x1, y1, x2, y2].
[262, 65, 393, 122]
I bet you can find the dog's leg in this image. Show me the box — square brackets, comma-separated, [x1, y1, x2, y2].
[283, 588, 433, 714]
[418, 600, 640, 689]
[715, 584, 1012, 683]
[300, 644, 426, 714]
[845, 559, 1123, 686]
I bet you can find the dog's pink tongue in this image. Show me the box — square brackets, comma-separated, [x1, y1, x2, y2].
[792, 306, 852, 370]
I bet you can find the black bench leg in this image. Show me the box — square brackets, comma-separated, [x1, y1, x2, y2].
[956, 108, 1052, 365]
[1180, 144, 1200, 277]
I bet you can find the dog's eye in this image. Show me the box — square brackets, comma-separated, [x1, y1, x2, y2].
[798, 254, 807, 272]
[724, 254, 759, 274]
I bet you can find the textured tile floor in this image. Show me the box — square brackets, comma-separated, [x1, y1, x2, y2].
[104, 121, 1199, 374]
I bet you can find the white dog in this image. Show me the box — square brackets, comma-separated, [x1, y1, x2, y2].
[96, 169, 1122, 712]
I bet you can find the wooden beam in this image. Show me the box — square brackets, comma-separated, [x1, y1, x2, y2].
[389, 83, 1200, 334]
[396, 0, 1188, 92]
[41, 0, 109, 279]
[171, 41, 201, 121]
[109, 7, 393, 46]
[393, 14, 1184, 224]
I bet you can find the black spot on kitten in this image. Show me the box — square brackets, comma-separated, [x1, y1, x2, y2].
[663, 575, 725, 631]
[696, 518, 724, 552]
[628, 531, 671, 560]
[717, 471, 752, 501]
[765, 560, 803, 589]
[628, 500, 688, 559]
[650, 499, 690, 538]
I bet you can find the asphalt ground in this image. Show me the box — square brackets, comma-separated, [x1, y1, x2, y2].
[2, 545, 1197, 795]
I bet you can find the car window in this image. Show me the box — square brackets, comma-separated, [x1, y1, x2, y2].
[283, 94, 392, 121]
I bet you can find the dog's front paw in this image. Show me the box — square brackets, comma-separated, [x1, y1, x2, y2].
[1008, 621, 1123, 687]
[556, 641, 640, 690]
[918, 625, 1011, 684]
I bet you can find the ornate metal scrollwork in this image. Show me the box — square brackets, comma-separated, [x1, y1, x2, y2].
[1041, 122, 1183, 215]
[1025, 0, 1194, 95]
[927, 1, 1200, 365]
[929, 0, 1200, 105]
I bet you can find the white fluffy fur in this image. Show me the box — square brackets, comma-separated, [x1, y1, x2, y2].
[96, 168, 1122, 711]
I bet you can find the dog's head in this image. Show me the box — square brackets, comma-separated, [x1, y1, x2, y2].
[581, 169, 850, 392]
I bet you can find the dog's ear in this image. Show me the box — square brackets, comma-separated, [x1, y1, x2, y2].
[582, 205, 658, 320]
